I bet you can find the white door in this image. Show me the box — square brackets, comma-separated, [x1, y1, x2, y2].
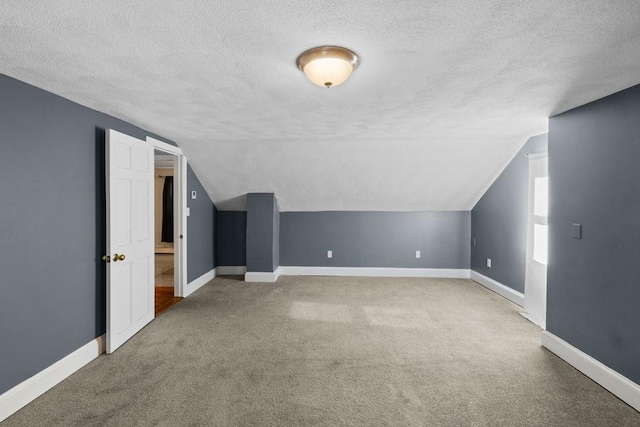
[105, 129, 155, 353]
[523, 153, 548, 329]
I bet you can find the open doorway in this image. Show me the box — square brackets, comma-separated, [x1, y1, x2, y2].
[521, 152, 548, 329]
[148, 136, 188, 316]
[154, 151, 181, 315]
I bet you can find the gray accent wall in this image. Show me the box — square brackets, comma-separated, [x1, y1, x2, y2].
[280, 211, 470, 268]
[246, 193, 279, 272]
[548, 84, 640, 385]
[216, 211, 247, 266]
[187, 167, 216, 282]
[0, 74, 215, 395]
[272, 199, 280, 271]
[471, 134, 548, 293]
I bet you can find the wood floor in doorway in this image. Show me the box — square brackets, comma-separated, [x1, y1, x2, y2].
[155, 253, 174, 287]
[155, 287, 181, 316]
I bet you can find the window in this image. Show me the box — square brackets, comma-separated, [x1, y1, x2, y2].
[534, 177, 548, 217]
[533, 224, 548, 265]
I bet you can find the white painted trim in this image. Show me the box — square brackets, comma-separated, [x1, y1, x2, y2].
[177, 155, 188, 297]
[542, 331, 640, 412]
[146, 136, 183, 156]
[216, 266, 247, 275]
[0, 336, 105, 423]
[148, 137, 188, 298]
[519, 311, 538, 325]
[184, 268, 216, 297]
[527, 151, 548, 160]
[245, 267, 282, 283]
[279, 266, 470, 279]
[470, 270, 524, 306]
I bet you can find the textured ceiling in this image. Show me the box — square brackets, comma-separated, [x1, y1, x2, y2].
[2, 1, 640, 211]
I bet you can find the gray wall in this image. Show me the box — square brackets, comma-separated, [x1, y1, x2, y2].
[187, 167, 216, 282]
[272, 199, 280, 271]
[548, 84, 640, 385]
[246, 193, 278, 272]
[280, 211, 470, 268]
[471, 134, 548, 292]
[0, 74, 215, 395]
[216, 211, 247, 266]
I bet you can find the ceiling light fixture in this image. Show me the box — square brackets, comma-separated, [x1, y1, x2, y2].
[296, 46, 360, 88]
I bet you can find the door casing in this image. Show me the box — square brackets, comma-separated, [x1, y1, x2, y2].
[147, 137, 188, 298]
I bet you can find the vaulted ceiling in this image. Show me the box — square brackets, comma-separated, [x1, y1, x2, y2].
[2, 1, 640, 211]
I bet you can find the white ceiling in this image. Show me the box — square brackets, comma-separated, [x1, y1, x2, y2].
[2, 1, 640, 211]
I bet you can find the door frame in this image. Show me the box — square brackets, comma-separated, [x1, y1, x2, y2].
[147, 137, 188, 298]
[522, 151, 548, 329]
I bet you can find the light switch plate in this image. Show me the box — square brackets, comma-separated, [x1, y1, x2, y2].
[572, 223, 582, 239]
[186, 207, 190, 216]
[191, 191, 197, 200]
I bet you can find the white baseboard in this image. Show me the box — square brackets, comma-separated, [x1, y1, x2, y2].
[470, 270, 524, 306]
[216, 266, 247, 276]
[0, 335, 105, 423]
[245, 267, 282, 283]
[542, 331, 640, 412]
[240, 266, 469, 282]
[184, 268, 215, 297]
[279, 266, 470, 279]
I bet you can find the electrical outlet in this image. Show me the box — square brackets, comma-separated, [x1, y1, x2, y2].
[327, 250, 333, 259]
[487, 258, 492, 268]
[415, 250, 421, 259]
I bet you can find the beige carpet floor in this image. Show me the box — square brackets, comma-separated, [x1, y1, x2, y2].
[5, 276, 640, 426]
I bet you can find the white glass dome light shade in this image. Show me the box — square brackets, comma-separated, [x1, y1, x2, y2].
[296, 46, 360, 88]
[303, 57, 353, 88]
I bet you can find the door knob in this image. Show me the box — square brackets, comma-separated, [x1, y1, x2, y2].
[102, 255, 111, 263]
[113, 254, 126, 262]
